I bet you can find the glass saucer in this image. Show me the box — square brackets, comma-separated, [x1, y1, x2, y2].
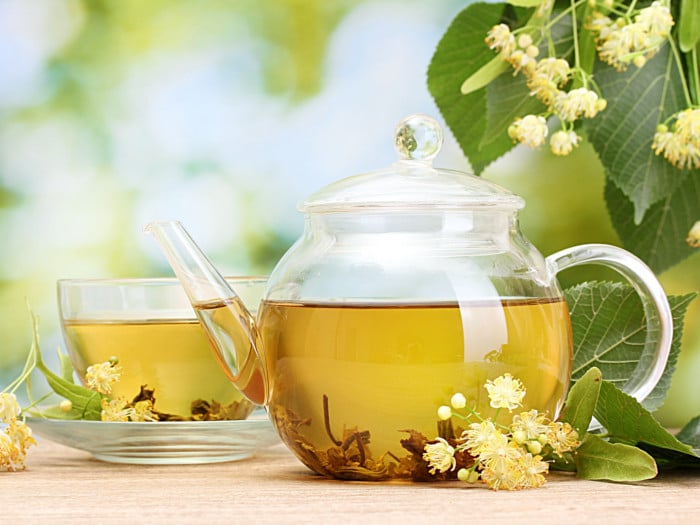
[26, 410, 280, 465]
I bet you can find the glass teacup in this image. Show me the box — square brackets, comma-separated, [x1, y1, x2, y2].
[57, 277, 267, 420]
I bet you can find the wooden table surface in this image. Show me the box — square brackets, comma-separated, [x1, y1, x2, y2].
[3, 437, 700, 524]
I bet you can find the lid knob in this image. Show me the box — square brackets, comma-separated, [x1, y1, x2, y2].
[393, 114, 444, 162]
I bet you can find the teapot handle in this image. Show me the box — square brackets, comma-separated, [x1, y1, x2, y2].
[546, 243, 673, 404]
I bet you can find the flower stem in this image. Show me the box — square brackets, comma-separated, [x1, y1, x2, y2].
[691, 45, 700, 107]
[668, 36, 694, 107]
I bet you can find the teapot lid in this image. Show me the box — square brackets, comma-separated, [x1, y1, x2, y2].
[300, 114, 525, 213]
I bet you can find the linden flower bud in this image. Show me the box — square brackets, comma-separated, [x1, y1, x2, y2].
[526, 45, 539, 58]
[59, 399, 73, 412]
[437, 405, 453, 420]
[603, 0, 613, 8]
[633, 55, 647, 68]
[458, 468, 480, 483]
[512, 430, 528, 444]
[527, 440, 543, 455]
[450, 392, 467, 409]
[517, 34, 533, 49]
[687, 221, 700, 248]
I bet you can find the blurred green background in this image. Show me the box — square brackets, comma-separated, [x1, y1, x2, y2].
[0, 0, 697, 425]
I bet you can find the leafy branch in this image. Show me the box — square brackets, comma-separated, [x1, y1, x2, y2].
[427, 1, 700, 272]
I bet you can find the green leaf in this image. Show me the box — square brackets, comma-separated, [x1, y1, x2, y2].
[565, 281, 696, 411]
[27, 404, 84, 420]
[679, 0, 700, 52]
[605, 176, 700, 273]
[641, 292, 697, 410]
[482, 69, 542, 147]
[585, 44, 690, 224]
[574, 434, 657, 481]
[57, 349, 75, 383]
[560, 367, 602, 435]
[36, 360, 103, 420]
[594, 380, 697, 457]
[677, 416, 700, 449]
[505, 0, 545, 5]
[427, 3, 517, 174]
[460, 56, 509, 96]
[28, 313, 103, 420]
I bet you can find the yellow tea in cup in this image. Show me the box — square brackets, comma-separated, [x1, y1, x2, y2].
[58, 278, 267, 420]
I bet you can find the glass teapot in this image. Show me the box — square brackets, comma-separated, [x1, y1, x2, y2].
[146, 114, 672, 481]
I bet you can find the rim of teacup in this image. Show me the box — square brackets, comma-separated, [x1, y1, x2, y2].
[57, 276, 268, 286]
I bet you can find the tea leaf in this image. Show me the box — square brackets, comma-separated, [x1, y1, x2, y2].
[427, 3, 516, 174]
[584, 44, 690, 225]
[605, 176, 700, 274]
[565, 281, 696, 411]
[574, 434, 657, 481]
[560, 367, 601, 435]
[594, 380, 697, 458]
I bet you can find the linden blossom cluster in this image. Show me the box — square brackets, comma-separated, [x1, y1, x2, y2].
[486, 24, 606, 156]
[0, 393, 36, 471]
[484, 0, 676, 159]
[82, 360, 158, 422]
[422, 373, 580, 491]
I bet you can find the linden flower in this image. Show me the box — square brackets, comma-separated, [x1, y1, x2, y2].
[516, 453, 549, 489]
[533, 57, 570, 86]
[480, 462, 521, 491]
[590, 1, 673, 71]
[652, 110, 700, 169]
[463, 420, 501, 456]
[485, 24, 516, 58]
[478, 435, 523, 473]
[100, 398, 133, 422]
[673, 109, 700, 141]
[0, 392, 21, 423]
[550, 130, 580, 156]
[1, 419, 36, 472]
[423, 437, 456, 475]
[484, 373, 526, 411]
[686, 221, 700, 248]
[85, 361, 122, 395]
[131, 400, 158, 422]
[460, 420, 507, 456]
[511, 410, 550, 441]
[547, 421, 581, 457]
[635, 1, 674, 38]
[553, 88, 601, 121]
[508, 115, 548, 148]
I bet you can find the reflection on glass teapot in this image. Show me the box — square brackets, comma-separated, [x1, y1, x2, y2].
[146, 114, 672, 481]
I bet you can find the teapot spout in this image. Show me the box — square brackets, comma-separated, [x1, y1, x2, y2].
[145, 220, 268, 405]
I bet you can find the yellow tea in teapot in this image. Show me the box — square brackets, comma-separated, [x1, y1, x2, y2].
[62, 319, 255, 419]
[257, 297, 572, 480]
